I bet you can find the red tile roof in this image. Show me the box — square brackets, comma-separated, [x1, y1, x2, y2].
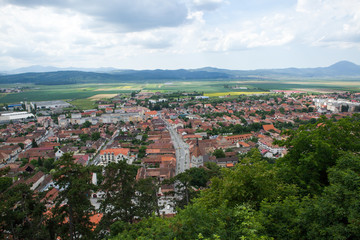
[100, 148, 130, 156]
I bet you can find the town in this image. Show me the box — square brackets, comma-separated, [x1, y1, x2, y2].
[1, 89, 359, 238]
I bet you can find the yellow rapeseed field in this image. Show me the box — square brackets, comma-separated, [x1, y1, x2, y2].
[204, 92, 269, 97]
[88, 94, 118, 100]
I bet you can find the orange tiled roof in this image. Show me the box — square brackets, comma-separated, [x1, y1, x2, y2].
[161, 156, 176, 162]
[145, 111, 157, 116]
[263, 124, 276, 131]
[100, 148, 129, 156]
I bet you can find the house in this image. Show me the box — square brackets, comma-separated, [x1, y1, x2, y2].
[213, 156, 238, 168]
[5, 137, 32, 147]
[42, 187, 59, 207]
[145, 111, 158, 118]
[0, 152, 10, 163]
[99, 148, 132, 166]
[258, 137, 286, 158]
[225, 134, 252, 143]
[19, 147, 55, 161]
[182, 134, 202, 141]
[262, 124, 281, 133]
[73, 154, 89, 166]
[27, 171, 46, 191]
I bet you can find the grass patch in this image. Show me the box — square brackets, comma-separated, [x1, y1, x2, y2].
[69, 99, 97, 110]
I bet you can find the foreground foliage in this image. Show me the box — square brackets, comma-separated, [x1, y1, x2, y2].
[110, 115, 360, 240]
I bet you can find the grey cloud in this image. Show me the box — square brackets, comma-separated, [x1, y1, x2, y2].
[192, 0, 224, 11]
[323, 34, 360, 43]
[4, 47, 48, 60]
[3, 0, 189, 31]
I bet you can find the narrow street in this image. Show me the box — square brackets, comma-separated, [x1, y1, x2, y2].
[159, 113, 190, 174]
[88, 129, 119, 166]
[4, 128, 55, 166]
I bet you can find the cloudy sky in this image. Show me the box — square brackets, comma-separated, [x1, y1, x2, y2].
[0, 0, 359, 70]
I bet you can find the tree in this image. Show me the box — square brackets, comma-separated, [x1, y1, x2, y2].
[212, 149, 225, 159]
[301, 152, 360, 239]
[81, 121, 91, 128]
[198, 149, 296, 210]
[0, 177, 12, 192]
[110, 203, 269, 240]
[204, 162, 222, 179]
[79, 133, 90, 142]
[134, 178, 160, 218]
[277, 115, 360, 195]
[51, 153, 99, 240]
[97, 161, 138, 237]
[341, 104, 349, 112]
[43, 158, 55, 172]
[166, 171, 196, 209]
[186, 167, 210, 188]
[258, 152, 360, 240]
[279, 107, 285, 114]
[91, 132, 101, 141]
[32, 139, 38, 148]
[138, 146, 147, 158]
[97, 161, 160, 238]
[0, 184, 48, 239]
[86, 148, 97, 154]
[110, 215, 172, 240]
[141, 134, 148, 142]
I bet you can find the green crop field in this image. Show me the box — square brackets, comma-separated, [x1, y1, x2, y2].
[68, 99, 98, 110]
[1, 79, 360, 105]
[0, 84, 133, 104]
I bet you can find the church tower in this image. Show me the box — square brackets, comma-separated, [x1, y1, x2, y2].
[190, 139, 203, 168]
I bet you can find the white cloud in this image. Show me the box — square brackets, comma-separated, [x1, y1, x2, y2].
[0, 0, 359, 70]
[202, 0, 360, 51]
[295, 0, 360, 47]
[123, 31, 175, 49]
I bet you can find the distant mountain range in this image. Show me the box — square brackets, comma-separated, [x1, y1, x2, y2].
[1, 61, 360, 85]
[3, 65, 120, 74]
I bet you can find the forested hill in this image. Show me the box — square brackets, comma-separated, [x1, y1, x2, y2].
[0, 70, 231, 85]
[1, 61, 360, 85]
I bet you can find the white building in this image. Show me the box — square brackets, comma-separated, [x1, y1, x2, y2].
[31, 100, 71, 109]
[99, 148, 133, 166]
[0, 112, 35, 123]
[258, 137, 286, 158]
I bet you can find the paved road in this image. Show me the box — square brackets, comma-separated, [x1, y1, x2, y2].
[88, 129, 119, 166]
[292, 97, 304, 107]
[159, 114, 190, 174]
[2, 128, 55, 166]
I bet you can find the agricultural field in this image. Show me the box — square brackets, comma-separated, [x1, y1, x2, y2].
[88, 94, 119, 101]
[67, 99, 98, 110]
[0, 79, 359, 105]
[0, 84, 133, 104]
[204, 91, 269, 97]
